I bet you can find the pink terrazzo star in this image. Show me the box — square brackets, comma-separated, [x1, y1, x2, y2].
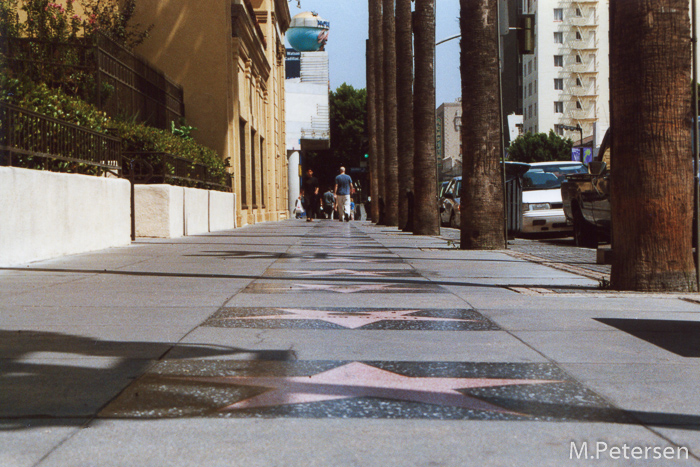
[173, 362, 559, 413]
[227, 307, 473, 329]
[283, 269, 398, 277]
[289, 283, 423, 293]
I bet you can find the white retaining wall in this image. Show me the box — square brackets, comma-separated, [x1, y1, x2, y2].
[184, 187, 210, 236]
[209, 190, 236, 232]
[0, 167, 131, 266]
[134, 185, 185, 238]
[135, 185, 236, 238]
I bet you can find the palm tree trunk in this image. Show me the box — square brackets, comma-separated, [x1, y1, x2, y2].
[367, 3, 380, 223]
[374, 0, 386, 224]
[383, 0, 399, 227]
[609, 0, 697, 291]
[396, 0, 414, 230]
[413, 0, 440, 236]
[459, 0, 505, 249]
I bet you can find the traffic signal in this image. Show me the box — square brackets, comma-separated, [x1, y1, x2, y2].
[518, 14, 535, 55]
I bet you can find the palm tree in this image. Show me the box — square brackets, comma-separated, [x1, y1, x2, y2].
[459, 0, 505, 249]
[367, 1, 380, 223]
[374, 0, 386, 224]
[609, 0, 697, 291]
[396, 0, 414, 230]
[383, 0, 399, 226]
[413, 0, 439, 236]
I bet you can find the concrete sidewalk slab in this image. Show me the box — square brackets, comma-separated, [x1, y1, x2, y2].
[2, 219, 699, 466]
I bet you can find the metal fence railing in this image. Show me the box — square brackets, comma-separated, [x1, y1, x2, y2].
[4, 33, 184, 130]
[123, 152, 231, 192]
[0, 102, 122, 174]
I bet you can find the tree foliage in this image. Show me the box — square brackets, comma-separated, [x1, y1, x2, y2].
[329, 83, 367, 163]
[305, 83, 366, 188]
[506, 130, 573, 163]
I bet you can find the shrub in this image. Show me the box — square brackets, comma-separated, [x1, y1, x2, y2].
[1, 71, 229, 186]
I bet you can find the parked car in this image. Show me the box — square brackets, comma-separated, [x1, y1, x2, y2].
[561, 130, 611, 247]
[438, 180, 450, 199]
[521, 161, 588, 234]
[439, 176, 461, 228]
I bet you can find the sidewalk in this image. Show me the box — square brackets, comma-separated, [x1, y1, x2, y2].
[1, 219, 699, 467]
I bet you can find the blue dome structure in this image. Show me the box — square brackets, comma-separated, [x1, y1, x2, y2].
[287, 11, 330, 52]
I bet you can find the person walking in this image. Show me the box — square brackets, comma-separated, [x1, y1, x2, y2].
[302, 168, 319, 222]
[322, 186, 336, 219]
[334, 166, 354, 222]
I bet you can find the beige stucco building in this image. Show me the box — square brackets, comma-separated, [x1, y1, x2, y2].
[133, 0, 291, 226]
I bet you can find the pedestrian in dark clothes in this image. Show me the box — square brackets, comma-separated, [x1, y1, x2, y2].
[302, 168, 319, 222]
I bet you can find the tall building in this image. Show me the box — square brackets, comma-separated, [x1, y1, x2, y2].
[437, 100, 462, 181]
[521, 0, 610, 148]
[284, 11, 331, 214]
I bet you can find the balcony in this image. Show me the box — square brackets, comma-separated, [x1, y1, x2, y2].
[568, 11, 597, 27]
[570, 36, 598, 50]
[567, 108, 597, 120]
[568, 84, 598, 97]
[567, 61, 597, 74]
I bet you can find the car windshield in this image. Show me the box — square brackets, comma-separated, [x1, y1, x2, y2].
[522, 163, 587, 191]
[455, 180, 461, 199]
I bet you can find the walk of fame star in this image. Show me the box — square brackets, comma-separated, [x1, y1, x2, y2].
[288, 283, 428, 293]
[169, 362, 560, 413]
[282, 269, 409, 277]
[223, 307, 474, 329]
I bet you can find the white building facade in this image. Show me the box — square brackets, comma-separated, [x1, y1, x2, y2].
[522, 0, 610, 148]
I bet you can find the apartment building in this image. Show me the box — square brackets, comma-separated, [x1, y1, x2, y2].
[521, 0, 610, 148]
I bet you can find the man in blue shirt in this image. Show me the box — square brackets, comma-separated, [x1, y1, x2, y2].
[334, 166, 354, 222]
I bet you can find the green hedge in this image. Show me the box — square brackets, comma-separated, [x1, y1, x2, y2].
[0, 72, 229, 186]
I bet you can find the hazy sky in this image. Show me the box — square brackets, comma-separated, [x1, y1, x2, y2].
[287, 0, 462, 106]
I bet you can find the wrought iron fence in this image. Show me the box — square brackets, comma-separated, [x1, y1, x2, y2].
[4, 33, 184, 130]
[0, 102, 122, 174]
[123, 152, 231, 192]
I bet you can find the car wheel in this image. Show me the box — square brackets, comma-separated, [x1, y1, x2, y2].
[449, 212, 459, 229]
[573, 207, 597, 248]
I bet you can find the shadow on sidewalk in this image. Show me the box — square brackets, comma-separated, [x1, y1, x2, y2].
[596, 319, 700, 358]
[0, 330, 295, 431]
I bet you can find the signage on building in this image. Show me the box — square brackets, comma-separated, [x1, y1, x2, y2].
[286, 49, 301, 79]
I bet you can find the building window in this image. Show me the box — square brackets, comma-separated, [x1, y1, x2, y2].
[576, 77, 583, 86]
[239, 120, 247, 208]
[251, 128, 257, 208]
[534, 103, 537, 116]
[554, 78, 564, 90]
[554, 8, 563, 21]
[576, 31, 582, 40]
[576, 101, 583, 109]
[554, 101, 564, 113]
[260, 137, 266, 208]
[554, 55, 563, 67]
[528, 61, 532, 74]
[555, 124, 564, 136]
[576, 54, 583, 63]
[528, 82, 533, 96]
[575, 8, 582, 17]
[554, 32, 563, 43]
